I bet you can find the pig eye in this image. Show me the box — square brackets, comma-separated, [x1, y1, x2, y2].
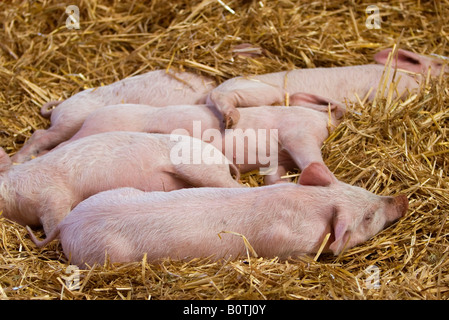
[364, 212, 375, 222]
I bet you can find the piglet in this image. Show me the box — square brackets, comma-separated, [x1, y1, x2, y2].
[51, 93, 345, 184]
[12, 70, 216, 163]
[208, 48, 447, 127]
[0, 132, 241, 235]
[28, 162, 408, 268]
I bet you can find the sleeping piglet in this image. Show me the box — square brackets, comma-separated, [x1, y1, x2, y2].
[0, 132, 241, 235]
[12, 70, 216, 163]
[208, 48, 447, 127]
[50, 93, 345, 184]
[28, 162, 408, 268]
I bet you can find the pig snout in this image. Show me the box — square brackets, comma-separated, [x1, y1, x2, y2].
[385, 194, 409, 224]
[393, 194, 408, 218]
[383, 194, 408, 226]
[381, 195, 408, 231]
[384, 194, 408, 220]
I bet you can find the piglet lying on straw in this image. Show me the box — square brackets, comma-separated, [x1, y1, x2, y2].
[49, 93, 345, 184]
[207, 48, 448, 127]
[28, 162, 408, 268]
[0, 131, 241, 235]
[12, 70, 216, 163]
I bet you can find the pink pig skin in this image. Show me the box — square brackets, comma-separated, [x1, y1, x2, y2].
[208, 48, 448, 127]
[53, 93, 344, 184]
[28, 162, 408, 268]
[11, 70, 216, 163]
[0, 132, 241, 235]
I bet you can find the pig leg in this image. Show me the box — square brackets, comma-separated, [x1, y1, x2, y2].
[208, 83, 283, 128]
[263, 155, 299, 185]
[263, 165, 288, 185]
[11, 123, 80, 163]
[11, 129, 50, 163]
[38, 190, 76, 235]
[173, 163, 243, 188]
[12, 100, 95, 163]
[280, 135, 326, 172]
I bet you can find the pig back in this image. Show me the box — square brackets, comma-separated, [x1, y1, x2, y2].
[48, 132, 192, 199]
[100, 70, 216, 106]
[58, 187, 255, 266]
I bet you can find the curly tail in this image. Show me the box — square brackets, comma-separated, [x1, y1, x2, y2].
[26, 225, 60, 248]
[41, 100, 63, 118]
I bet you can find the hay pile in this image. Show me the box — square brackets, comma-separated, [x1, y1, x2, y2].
[0, 0, 448, 300]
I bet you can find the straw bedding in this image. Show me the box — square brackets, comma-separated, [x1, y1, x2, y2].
[0, 0, 448, 300]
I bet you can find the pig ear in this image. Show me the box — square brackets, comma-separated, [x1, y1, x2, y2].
[329, 214, 351, 255]
[374, 48, 428, 74]
[289, 92, 346, 119]
[298, 162, 337, 187]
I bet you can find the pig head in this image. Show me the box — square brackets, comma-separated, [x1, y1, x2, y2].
[374, 48, 448, 77]
[298, 162, 408, 255]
